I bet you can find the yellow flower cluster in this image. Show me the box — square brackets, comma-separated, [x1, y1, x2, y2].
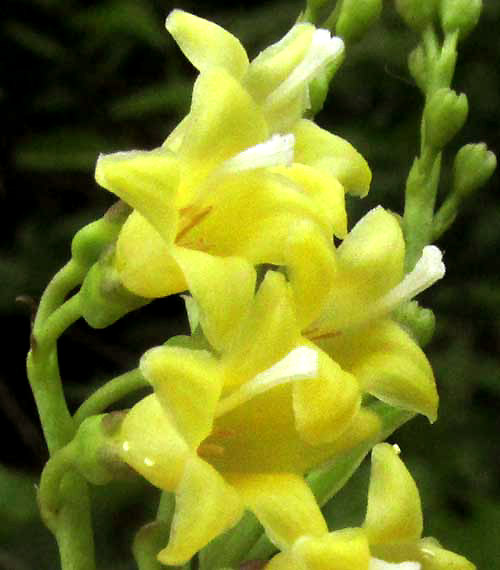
[94, 10, 472, 570]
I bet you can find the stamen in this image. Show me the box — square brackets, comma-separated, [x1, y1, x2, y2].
[305, 328, 341, 341]
[373, 246, 445, 315]
[198, 443, 225, 458]
[265, 29, 344, 107]
[220, 134, 295, 173]
[176, 206, 212, 243]
[216, 346, 318, 417]
[370, 559, 420, 570]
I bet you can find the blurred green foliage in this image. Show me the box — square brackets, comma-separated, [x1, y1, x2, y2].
[1, 1, 499, 569]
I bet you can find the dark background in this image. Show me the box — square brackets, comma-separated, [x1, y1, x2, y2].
[1, 1, 499, 569]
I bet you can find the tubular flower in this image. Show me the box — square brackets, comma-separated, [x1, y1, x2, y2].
[300, 206, 444, 422]
[264, 444, 475, 570]
[95, 10, 371, 299]
[116, 265, 382, 566]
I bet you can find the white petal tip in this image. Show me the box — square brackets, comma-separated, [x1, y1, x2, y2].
[312, 28, 345, 61]
[221, 133, 295, 173]
[370, 559, 421, 570]
[251, 345, 318, 390]
[417, 245, 446, 282]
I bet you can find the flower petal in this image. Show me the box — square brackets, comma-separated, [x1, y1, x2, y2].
[321, 319, 438, 422]
[274, 163, 347, 238]
[293, 119, 371, 197]
[158, 455, 243, 566]
[172, 248, 256, 352]
[290, 528, 371, 570]
[140, 345, 222, 449]
[312, 207, 404, 334]
[417, 537, 476, 570]
[364, 444, 423, 545]
[177, 68, 268, 205]
[115, 211, 186, 298]
[118, 394, 189, 491]
[221, 271, 299, 388]
[227, 472, 328, 550]
[95, 148, 179, 240]
[243, 23, 315, 103]
[293, 347, 360, 445]
[285, 220, 337, 329]
[166, 10, 249, 79]
[188, 170, 336, 265]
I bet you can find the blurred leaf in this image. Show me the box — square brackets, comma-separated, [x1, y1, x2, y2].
[108, 80, 191, 120]
[3, 21, 70, 61]
[15, 128, 114, 171]
[74, 0, 165, 50]
[0, 466, 38, 538]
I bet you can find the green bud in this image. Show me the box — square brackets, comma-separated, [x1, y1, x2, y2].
[335, 0, 382, 43]
[394, 301, 436, 347]
[80, 248, 149, 329]
[423, 87, 468, 149]
[71, 201, 131, 269]
[452, 143, 497, 198]
[439, 0, 482, 40]
[408, 44, 428, 92]
[70, 415, 134, 485]
[395, 0, 439, 31]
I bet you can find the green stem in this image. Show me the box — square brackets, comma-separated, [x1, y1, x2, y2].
[39, 293, 83, 351]
[33, 260, 86, 338]
[199, 511, 264, 570]
[38, 442, 96, 570]
[402, 150, 441, 272]
[27, 258, 95, 570]
[56, 472, 95, 570]
[322, 0, 342, 31]
[432, 193, 460, 240]
[39, 444, 76, 531]
[74, 368, 148, 427]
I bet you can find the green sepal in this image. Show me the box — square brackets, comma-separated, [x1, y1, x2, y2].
[164, 332, 212, 352]
[71, 201, 131, 269]
[393, 301, 436, 347]
[69, 414, 134, 486]
[307, 53, 345, 117]
[80, 248, 150, 328]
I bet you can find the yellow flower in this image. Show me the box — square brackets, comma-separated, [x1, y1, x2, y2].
[95, 10, 371, 299]
[299, 206, 444, 422]
[264, 444, 475, 570]
[116, 264, 381, 565]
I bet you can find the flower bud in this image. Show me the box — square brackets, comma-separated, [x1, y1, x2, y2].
[80, 248, 149, 329]
[408, 44, 428, 92]
[71, 202, 131, 269]
[423, 88, 468, 149]
[452, 143, 496, 198]
[335, 0, 382, 43]
[439, 0, 482, 40]
[395, 0, 439, 31]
